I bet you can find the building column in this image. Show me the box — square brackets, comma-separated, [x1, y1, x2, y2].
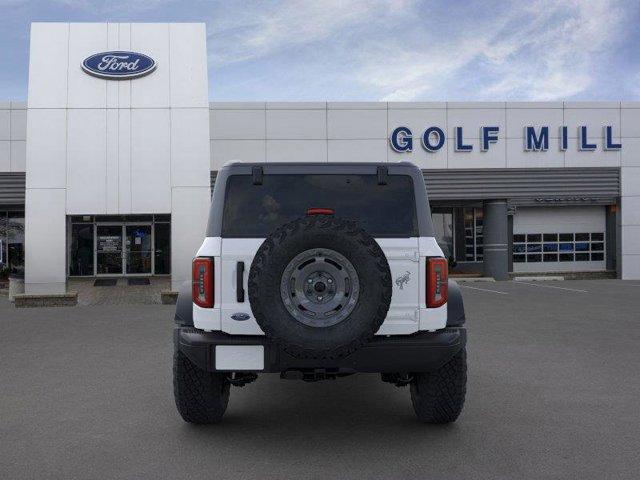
[620, 166, 640, 279]
[171, 186, 211, 291]
[483, 200, 509, 280]
[606, 204, 617, 274]
[24, 188, 67, 294]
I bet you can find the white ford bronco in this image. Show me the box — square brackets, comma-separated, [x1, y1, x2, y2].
[173, 162, 467, 424]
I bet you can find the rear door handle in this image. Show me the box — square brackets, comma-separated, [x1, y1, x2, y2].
[236, 261, 245, 303]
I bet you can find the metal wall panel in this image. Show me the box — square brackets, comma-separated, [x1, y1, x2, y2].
[0, 172, 26, 206]
[423, 168, 620, 205]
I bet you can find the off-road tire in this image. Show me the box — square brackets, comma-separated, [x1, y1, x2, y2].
[248, 215, 392, 360]
[410, 347, 467, 424]
[173, 350, 230, 424]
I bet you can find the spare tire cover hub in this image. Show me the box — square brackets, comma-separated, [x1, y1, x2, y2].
[280, 248, 360, 327]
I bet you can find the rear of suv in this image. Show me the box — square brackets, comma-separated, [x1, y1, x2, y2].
[173, 162, 467, 424]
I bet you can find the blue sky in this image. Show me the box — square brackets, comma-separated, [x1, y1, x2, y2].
[1, 0, 639, 101]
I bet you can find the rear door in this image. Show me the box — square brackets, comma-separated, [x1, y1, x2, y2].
[376, 238, 421, 334]
[218, 172, 422, 335]
[219, 238, 264, 335]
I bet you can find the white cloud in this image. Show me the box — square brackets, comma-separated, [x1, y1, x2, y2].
[208, 0, 630, 101]
[357, 0, 627, 101]
[208, 0, 413, 66]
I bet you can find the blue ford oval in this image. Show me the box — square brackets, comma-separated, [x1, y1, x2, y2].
[82, 51, 156, 79]
[231, 313, 251, 322]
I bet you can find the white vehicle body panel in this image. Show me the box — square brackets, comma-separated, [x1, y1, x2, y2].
[193, 236, 447, 335]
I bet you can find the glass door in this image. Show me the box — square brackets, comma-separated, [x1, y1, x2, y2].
[154, 222, 171, 274]
[125, 225, 152, 275]
[431, 208, 455, 261]
[96, 225, 123, 275]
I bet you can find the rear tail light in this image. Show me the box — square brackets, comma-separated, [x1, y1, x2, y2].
[426, 257, 448, 308]
[192, 257, 214, 308]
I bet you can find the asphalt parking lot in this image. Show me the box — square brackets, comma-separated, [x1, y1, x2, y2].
[1, 279, 639, 480]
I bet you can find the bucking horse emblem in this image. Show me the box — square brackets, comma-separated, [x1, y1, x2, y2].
[395, 271, 411, 290]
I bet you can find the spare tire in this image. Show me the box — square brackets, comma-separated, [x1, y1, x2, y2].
[248, 215, 392, 359]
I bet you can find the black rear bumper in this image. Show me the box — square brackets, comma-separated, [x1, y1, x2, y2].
[175, 327, 466, 374]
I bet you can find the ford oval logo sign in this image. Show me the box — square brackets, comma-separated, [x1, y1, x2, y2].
[82, 51, 156, 80]
[231, 313, 251, 322]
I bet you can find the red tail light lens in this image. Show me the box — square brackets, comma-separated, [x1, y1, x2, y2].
[192, 257, 214, 308]
[307, 207, 334, 216]
[426, 257, 448, 308]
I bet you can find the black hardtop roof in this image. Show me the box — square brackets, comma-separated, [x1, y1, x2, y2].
[223, 161, 417, 167]
[222, 162, 420, 173]
[219, 161, 423, 177]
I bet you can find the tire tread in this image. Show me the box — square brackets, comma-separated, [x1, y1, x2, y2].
[410, 348, 467, 424]
[173, 350, 230, 424]
[248, 215, 392, 360]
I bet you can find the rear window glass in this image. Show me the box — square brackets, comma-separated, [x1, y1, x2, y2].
[222, 174, 418, 237]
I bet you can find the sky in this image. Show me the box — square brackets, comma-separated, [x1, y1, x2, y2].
[1, 0, 639, 102]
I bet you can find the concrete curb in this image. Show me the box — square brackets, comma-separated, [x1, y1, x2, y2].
[14, 292, 78, 308]
[160, 291, 178, 305]
[454, 277, 496, 283]
[514, 276, 565, 282]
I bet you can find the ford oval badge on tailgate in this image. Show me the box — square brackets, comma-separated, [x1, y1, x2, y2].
[231, 313, 250, 321]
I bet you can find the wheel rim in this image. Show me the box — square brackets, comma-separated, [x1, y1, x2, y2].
[280, 248, 360, 327]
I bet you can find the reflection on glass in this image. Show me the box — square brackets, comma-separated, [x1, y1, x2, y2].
[575, 242, 589, 251]
[432, 211, 454, 261]
[513, 231, 606, 265]
[154, 223, 171, 274]
[7, 212, 25, 274]
[70, 224, 94, 276]
[126, 225, 152, 274]
[97, 225, 123, 275]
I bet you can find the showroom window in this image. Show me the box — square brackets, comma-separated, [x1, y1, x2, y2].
[513, 232, 605, 263]
[463, 208, 483, 262]
[0, 211, 25, 276]
[68, 215, 171, 276]
[431, 208, 454, 261]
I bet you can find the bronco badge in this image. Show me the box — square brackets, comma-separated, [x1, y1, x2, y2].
[395, 271, 411, 290]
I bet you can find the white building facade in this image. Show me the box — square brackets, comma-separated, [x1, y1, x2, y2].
[1, 22, 639, 294]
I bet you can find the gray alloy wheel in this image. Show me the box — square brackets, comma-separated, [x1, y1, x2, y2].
[280, 248, 360, 328]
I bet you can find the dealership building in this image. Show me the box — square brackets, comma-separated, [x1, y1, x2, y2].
[1, 22, 640, 296]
